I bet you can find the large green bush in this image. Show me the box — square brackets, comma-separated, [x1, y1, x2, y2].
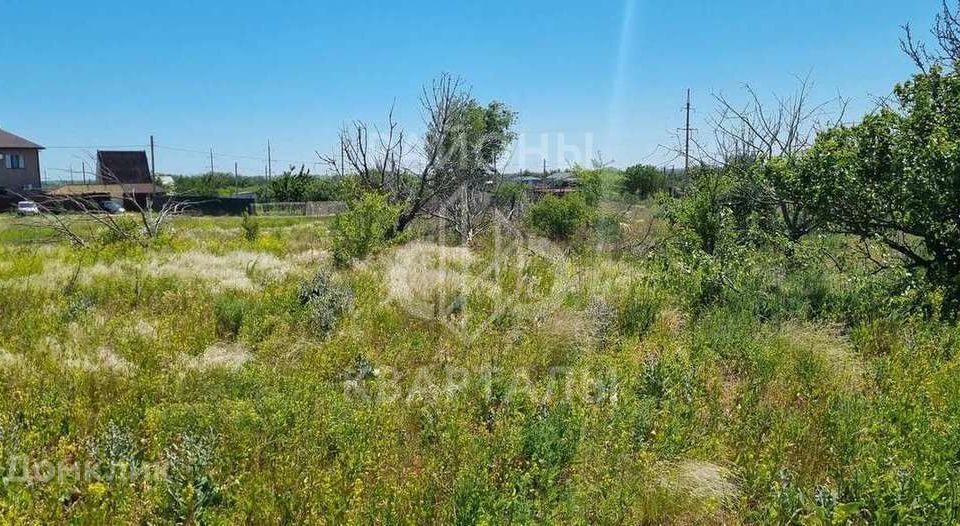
[573, 166, 604, 206]
[331, 191, 403, 265]
[526, 194, 593, 241]
[659, 168, 737, 256]
[620, 164, 667, 198]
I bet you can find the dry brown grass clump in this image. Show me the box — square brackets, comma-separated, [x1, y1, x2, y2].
[781, 322, 864, 393]
[386, 242, 475, 321]
[658, 459, 739, 509]
[657, 307, 687, 335]
[0, 349, 22, 369]
[66, 347, 136, 376]
[142, 251, 291, 291]
[1, 250, 295, 292]
[179, 342, 252, 372]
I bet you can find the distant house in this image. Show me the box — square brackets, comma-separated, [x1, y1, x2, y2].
[97, 150, 153, 185]
[0, 128, 44, 191]
[43, 150, 162, 208]
[512, 171, 579, 197]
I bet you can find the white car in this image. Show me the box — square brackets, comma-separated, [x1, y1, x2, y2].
[15, 201, 40, 216]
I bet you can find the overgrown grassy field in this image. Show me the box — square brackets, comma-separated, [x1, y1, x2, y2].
[0, 210, 958, 524]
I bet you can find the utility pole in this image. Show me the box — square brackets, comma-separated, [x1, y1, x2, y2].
[150, 135, 157, 193]
[149, 135, 156, 179]
[234, 162, 240, 196]
[69, 166, 74, 185]
[684, 89, 692, 173]
[267, 140, 272, 181]
[209, 149, 215, 174]
[81, 162, 87, 186]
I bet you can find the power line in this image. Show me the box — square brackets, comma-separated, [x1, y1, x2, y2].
[43, 139, 334, 176]
[43, 145, 147, 150]
[152, 143, 319, 168]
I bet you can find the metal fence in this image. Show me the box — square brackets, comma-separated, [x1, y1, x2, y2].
[252, 201, 346, 217]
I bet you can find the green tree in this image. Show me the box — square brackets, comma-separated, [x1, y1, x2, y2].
[444, 100, 517, 177]
[803, 65, 960, 311]
[620, 164, 666, 198]
[305, 177, 347, 201]
[173, 172, 235, 197]
[728, 155, 821, 243]
[264, 165, 312, 202]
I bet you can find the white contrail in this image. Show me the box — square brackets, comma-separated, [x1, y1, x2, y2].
[607, 0, 638, 158]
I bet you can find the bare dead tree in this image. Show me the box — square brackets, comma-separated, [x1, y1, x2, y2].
[902, 1, 960, 71]
[712, 75, 846, 159]
[320, 75, 470, 232]
[429, 180, 497, 243]
[320, 74, 516, 242]
[20, 155, 185, 247]
[685, 77, 848, 242]
[18, 196, 88, 247]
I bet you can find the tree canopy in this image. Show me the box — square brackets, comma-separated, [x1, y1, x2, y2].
[801, 65, 960, 308]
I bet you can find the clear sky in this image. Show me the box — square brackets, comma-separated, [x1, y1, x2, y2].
[0, 0, 940, 180]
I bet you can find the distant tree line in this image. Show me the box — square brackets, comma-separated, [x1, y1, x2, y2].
[164, 169, 348, 202]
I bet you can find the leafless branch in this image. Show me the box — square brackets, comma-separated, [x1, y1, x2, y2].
[900, 2, 960, 71]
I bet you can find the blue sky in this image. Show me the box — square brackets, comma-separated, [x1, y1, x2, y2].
[0, 0, 939, 180]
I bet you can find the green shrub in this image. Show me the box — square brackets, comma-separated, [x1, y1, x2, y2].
[617, 284, 662, 338]
[213, 293, 246, 338]
[98, 215, 143, 245]
[527, 194, 593, 241]
[520, 402, 581, 494]
[240, 212, 259, 242]
[331, 192, 402, 266]
[574, 167, 604, 206]
[593, 213, 624, 247]
[297, 271, 353, 337]
[307, 177, 348, 201]
[659, 169, 737, 256]
[263, 166, 312, 202]
[162, 432, 223, 524]
[492, 180, 529, 212]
